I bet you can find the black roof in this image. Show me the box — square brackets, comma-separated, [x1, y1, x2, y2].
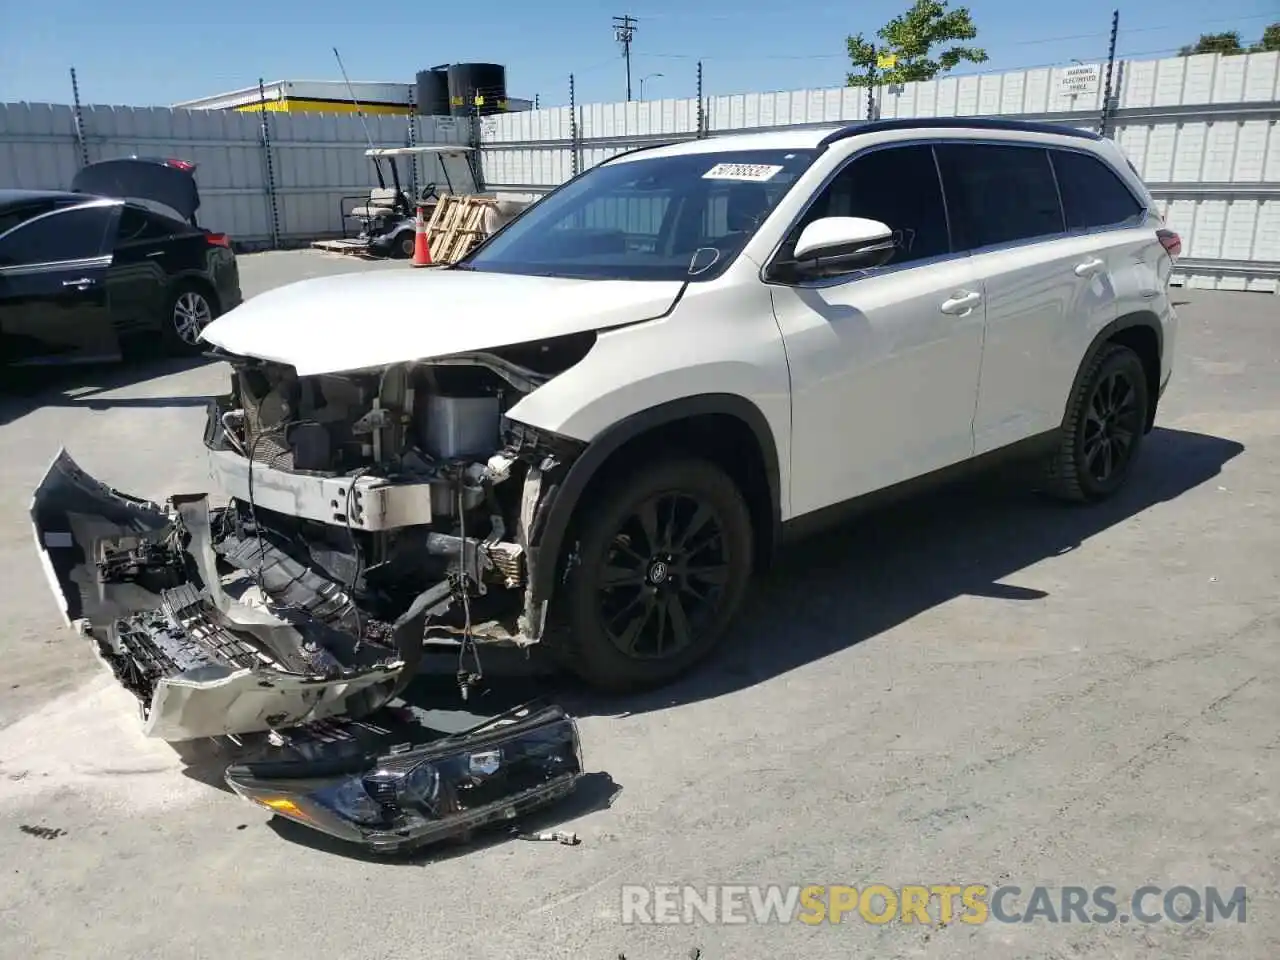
[818, 117, 1103, 147]
[0, 188, 93, 210]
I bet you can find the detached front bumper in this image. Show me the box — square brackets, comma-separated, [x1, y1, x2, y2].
[225, 701, 584, 853]
[29, 449, 409, 741]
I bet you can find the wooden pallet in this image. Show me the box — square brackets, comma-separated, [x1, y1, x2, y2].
[425, 195, 497, 264]
[310, 237, 376, 257]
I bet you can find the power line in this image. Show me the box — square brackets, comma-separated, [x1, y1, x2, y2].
[610, 42, 1262, 96]
[620, 6, 1274, 28]
[635, 12, 1278, 64]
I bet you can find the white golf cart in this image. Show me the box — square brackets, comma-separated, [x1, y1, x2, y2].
[318, 144, 477, 258]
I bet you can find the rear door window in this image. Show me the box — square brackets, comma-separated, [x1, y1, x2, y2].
[0, 204, 116, 266]
[936, 143, 1066, 250]
[0, 201, 63, 236]
[1050, 149, 1145, 230]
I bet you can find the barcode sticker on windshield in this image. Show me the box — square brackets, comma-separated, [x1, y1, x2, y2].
[702, 163, 784, 182]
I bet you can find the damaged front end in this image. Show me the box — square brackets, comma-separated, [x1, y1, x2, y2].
[30, 335, 591, 742]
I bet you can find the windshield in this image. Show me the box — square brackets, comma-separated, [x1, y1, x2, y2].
[461, 148, 817, 281]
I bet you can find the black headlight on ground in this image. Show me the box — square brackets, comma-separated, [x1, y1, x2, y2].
[225, 704, 584, 853]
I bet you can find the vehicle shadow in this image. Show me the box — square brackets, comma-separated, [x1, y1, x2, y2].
[423, 426, 1244, 718]
[0, 355, 215, 427]
[171, 426, 1240, 859]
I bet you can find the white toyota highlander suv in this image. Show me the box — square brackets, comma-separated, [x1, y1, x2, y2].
[33, 118, 1180, 740]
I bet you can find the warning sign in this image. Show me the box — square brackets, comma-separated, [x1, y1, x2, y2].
[1058, 64, 1101, 97]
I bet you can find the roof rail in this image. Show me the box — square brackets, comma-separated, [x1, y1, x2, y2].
[817, 117, 1102, 147]
[600, 140, 677, 164]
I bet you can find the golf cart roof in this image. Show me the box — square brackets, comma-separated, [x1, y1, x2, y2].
[365, 146, 473, 157]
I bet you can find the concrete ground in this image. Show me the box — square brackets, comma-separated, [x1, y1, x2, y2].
[0, 251, 1276, 959]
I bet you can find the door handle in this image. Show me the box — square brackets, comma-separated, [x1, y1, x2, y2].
[61, 277, 95, 290]
[145, 250, 167, 258]
[939, 290, 982, 315]
[1074, 257, 1106, 277]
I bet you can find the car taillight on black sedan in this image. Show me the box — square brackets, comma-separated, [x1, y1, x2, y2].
[205, 232, 231, 248]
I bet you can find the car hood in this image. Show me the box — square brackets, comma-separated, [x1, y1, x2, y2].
[199, 269, 686, 375]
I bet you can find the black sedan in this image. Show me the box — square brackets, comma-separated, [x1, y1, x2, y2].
[0, 157, 242, 367]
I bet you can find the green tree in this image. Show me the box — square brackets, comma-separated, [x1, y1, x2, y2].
[1248, 22, 1279, 53]
[1178, 31, 1246, 56]
[846, 0, 989, 88]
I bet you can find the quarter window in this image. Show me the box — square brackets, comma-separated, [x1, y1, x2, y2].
[116, 204, 183, 244]
[936, 143, 1065, 249]
[789, 144, 952, 269]
[0, 205, 114, 266]
[1050, 149, 1144, 230]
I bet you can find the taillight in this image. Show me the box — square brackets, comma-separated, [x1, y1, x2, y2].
[205, 232, 230, 248]
[1156, 228, 1181, 259]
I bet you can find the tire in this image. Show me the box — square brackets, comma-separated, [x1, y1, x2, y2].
[162, 284, 218, 355]
[396, 230, 416, 259]
[561, 458, 754, 693]
[1043, 343, 1150, 502]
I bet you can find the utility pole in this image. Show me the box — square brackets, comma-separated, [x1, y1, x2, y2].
[613, 14, 637, 100]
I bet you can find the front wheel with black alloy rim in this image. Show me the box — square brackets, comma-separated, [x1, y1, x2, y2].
[561, 458, 754, 693]
[1043, 342, 1151, 502]
[163, 285, 217, 355]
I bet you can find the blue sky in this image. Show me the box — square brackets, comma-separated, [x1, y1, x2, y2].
[0, 0, 1275, 108]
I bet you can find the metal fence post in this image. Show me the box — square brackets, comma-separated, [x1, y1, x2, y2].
[866, 57, 877, 121]
[1099, 10, 1120, 137]
[69, 67, 90, 169]
[407, 83, 419, 201]
[257, 78, 281, 250]
[696, 61, 705, 138]
[569, 74, 580, 176]
[469, 94, 485, 193]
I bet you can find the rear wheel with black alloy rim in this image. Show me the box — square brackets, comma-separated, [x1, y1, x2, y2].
[562, 458, 754, 693]
[1043, 342, 1150, 502]
[162, 284, 218, 355]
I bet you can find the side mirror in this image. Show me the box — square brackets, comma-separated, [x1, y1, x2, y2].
[776, 216, 897, 280]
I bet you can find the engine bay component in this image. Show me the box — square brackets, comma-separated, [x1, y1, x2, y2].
[206, 446, 436, 531]
[419, 394, 501, 459]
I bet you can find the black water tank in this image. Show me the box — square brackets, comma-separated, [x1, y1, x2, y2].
[414, 68, 450, 117]
[446, 62, 507, 116]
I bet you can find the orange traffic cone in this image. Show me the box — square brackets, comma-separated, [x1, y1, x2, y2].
[411, 204, 432, 267]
